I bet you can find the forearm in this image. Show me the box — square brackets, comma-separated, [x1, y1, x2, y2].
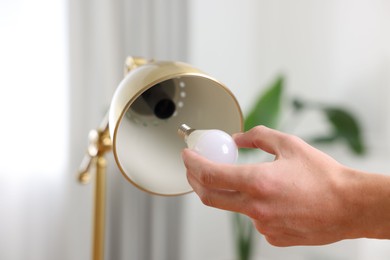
[341, 167, 390, 239]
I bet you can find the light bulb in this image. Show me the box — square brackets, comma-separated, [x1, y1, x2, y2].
[178, 124, 238, 164]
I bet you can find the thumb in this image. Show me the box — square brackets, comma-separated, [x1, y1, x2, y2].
[233, 126, 286, 155]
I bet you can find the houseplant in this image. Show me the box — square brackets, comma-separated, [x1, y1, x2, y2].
[233, 75, 366, 260]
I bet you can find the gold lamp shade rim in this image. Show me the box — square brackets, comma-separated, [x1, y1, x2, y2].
[109, 60, 243, 196]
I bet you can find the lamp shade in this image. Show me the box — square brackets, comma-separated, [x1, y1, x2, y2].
[109, 60, 243, 195]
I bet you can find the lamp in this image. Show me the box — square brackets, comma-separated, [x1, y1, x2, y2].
[78, 57, 243, 260]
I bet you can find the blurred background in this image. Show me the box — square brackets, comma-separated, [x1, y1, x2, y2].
[1, 0, 390, 259]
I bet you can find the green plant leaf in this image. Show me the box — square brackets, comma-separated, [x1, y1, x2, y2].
[244, 76, 284, 131]
[292, 98, 305, 112]
[233, 213, 254, 260]
[312, 107, 365, 155]
[310, 135, 338, 144]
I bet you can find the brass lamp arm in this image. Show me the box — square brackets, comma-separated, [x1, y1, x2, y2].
[77, 112, 112, 260]
[78, 113, 112, 184]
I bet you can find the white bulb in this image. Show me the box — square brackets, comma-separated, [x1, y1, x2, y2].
[178, 124, 238, 164]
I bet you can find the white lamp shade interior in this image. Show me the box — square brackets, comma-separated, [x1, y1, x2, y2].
[109, 62, 242, 195]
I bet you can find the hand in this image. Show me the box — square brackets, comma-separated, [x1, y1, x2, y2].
[182, 126, 390, 246]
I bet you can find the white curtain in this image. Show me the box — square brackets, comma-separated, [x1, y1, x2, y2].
[65, 0, 188, 259]
[0, 0, 68, 259]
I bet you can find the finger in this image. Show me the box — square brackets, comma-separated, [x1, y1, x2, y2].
[182, 149, 259, 192]
[233, 125, 287, 155]
[187, 170, 250, 214]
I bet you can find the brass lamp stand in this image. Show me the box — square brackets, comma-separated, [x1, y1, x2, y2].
[77, 57, 147, 260]
[78, 115, 111, 260]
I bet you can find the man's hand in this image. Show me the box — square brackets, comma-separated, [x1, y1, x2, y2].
[182, 126, 390, 246]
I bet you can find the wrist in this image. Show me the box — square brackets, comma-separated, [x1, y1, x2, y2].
[339, 166, 390, 239]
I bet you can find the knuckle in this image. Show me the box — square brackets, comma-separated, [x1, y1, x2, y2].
[264, 235, 283, 247]
[199, 192, 214, 207]
[283, 134, 304, 147]
[287, 134, 303, 144]
[265, 235, 292, 247]
[250, 173, 268, 195]
[251, 125, 267, 136]
[279, 134, 305, 155]
[252, 218, 273, 237]
[198, 167, 214, 187]
[247, 205, 273, 223]
[248, 169, 274, 197]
